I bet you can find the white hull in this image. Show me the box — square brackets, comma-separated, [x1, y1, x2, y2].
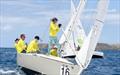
[63, 51, 104, 58]
[93, 51, 104, 58]
[17, 53, 83, 75]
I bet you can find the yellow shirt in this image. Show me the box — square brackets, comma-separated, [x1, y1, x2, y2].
[77, 37, 84, 47]
[49, 21, 60, 37]
[17, 39, 26, 53]
[50, 49, 58, 57]
[15, 43, 19, 53]
[27, 39, 39, 53]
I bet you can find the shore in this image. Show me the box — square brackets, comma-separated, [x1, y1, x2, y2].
[39, 43, 120, 51]
[0, 43, 120, 51]
[95, 43, 120, 50]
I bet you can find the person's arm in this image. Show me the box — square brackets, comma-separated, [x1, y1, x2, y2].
[56, 25, 60, 32]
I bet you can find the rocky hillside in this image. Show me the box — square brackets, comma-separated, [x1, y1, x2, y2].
[96, 43, 120, 50]
[39, 43, 120, 50]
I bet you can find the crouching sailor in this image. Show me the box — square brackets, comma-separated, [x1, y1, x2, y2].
[17, 34, 27, 53]
[27, 36, 40, 53]
[50, 44, 58, 57]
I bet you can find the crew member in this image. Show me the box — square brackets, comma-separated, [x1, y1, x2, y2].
[17, 34, 27, 53]
[50, 44, 58, 57]
[14, 38, 19, 53]
[48, 17, 62, 54]
[27, 36, 40, 53]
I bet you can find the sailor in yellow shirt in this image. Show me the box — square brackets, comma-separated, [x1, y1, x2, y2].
[49, 19, 60, 37]
[14, 38, 19, 53]
[76, 36, 84, 51]
[27, 36, 40, 53]
[48, 17, 62, 55]
[50, 45, 58, 57]
[17, 34, 27, 53]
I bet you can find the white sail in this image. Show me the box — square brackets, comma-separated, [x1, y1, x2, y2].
[60, 28, 76, 56]
[74, 19, 86, 48]
[70, 0, 76, 18]
[59, 0, 86, 57]
[59, 0, 86, 44]
[60, 0, 76, 57]
[75, 0, 109, 68]
[71, 0, 86, 48]
[70, 0, 86, 50]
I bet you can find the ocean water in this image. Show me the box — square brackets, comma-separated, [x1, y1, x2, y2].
[0, 48, 120, 75]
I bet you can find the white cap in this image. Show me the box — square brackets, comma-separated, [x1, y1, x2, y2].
[54, 45, 58, 48]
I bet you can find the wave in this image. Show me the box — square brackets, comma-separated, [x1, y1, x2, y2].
[0, 69, 24, 75]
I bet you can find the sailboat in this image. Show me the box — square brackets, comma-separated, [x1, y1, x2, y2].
[17, 0, 109, 75]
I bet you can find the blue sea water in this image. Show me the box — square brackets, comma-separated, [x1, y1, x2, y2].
[0, 48, 120, 75]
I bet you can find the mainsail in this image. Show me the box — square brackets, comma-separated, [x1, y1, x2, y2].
[75, 0, 109, 68]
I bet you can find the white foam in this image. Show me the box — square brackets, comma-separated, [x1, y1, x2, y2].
[0, 69, 21, 75]
[0, 69, 14, 73]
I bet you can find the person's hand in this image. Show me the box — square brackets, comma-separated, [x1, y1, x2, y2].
[58, 24, 62, 28]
